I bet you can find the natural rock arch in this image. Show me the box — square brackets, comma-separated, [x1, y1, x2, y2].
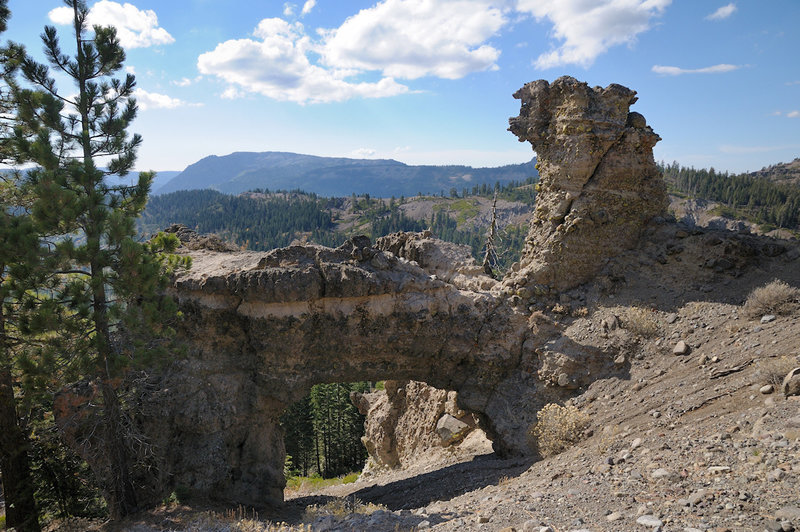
[55, 76, 666, 509]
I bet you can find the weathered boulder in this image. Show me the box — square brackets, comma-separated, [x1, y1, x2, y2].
[506, 76, 668, 292]
[784, 367, 800, 397]
[351, 381, 488, 475]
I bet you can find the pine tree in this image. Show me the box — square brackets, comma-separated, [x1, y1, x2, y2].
[0, 2, 44, 528]
[0, 181, 44, 532]
[8, 0, 186, 519]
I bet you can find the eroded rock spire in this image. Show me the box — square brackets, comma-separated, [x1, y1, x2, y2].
[506, 76, 668, 292]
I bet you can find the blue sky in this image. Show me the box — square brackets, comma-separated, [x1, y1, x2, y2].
[4, 0, 799, 175]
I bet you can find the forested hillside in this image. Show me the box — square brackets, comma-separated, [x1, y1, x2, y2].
[661, 161, 800, 231]
[140, 177, 537, 269]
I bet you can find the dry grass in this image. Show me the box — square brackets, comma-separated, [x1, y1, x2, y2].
[622, 306, 662, 338]
[743, 280, 800, 318]
[529, 403, 590, 458]
[758, 356, 800, 389]
[303, 497, 386, 521]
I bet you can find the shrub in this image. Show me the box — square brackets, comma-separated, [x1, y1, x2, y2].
[529, 403, 590, 457]
[622, 306, 661, 338]
[743, 280, 800, 318]
[758, 356, 799, 389]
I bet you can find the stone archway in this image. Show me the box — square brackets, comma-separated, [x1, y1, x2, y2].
[56, 76, 666, 509]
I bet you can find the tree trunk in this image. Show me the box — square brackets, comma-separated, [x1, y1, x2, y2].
[99, 379, 138, 520]
[0, 365, 41, 532]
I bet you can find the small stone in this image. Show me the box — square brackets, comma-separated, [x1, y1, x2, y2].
[666, 313, 678, 324]
[767, 469, 786, 482]
[606, 512, 623, 522]
[760, 384, 774, 394]
[688, 489, 707, 505]
[522, 520, 539, 532]
[761, 314, 776, 323]
[651, 468, 672, 479]
[673, 340, 690, 355]
[497, 527, 515, 532]
[707, 465, 731, 474]
[636, 514, 664, 527]
[775, 506, 800, 521]
[417, 520, 431, 529]
[478, 516, 491, 524]
[631, 437, 642, 449]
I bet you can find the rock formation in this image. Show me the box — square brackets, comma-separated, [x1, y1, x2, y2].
[506, 76, 667, 292]
[54, 77, 668, 510]
[352, 380, 490, 475]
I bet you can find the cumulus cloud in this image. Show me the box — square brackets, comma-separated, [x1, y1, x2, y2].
[48, 1, 174, 49]
[652, 63, 741, 75]
[283, 3, 295, 16]
[321, 0, 506, 79]
[301, 0, 317, 16]
[135, 89, 201, 110]
[197, 18, 409, 104]
[517, 0, 671, 69]
[198, 0, 675, 103]
[706, 3, 737, 21]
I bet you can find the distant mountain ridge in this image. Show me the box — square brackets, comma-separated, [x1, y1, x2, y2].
[155, 151, 538, 197]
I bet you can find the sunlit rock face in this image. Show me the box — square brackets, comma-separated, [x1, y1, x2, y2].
[54, 76, 664, 510]
[506, 76, 668, 293]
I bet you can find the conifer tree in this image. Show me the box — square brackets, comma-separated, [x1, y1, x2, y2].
[0, 1, 44, 528]
[8, 0, 187, 519]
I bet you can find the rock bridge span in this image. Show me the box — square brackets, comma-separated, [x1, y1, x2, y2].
[153, 230, 559, 506]
[56, 76, 666, 509]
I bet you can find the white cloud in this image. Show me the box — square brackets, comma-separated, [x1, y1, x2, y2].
[125, 65, 136, 74]
[788, 111, 800, 118]
[652, 63, 741, 75]
[283, 3, 295, 16]
[197, 18, 409, 104]
[517, 0, 671, 69]
[320, 0, 507, 79]
[301, 0, 317, 16]
[352, 148, 376, 158]
[171, 76, 202, 87]
[706, 3, 737, 21]
[49, 1, 174, 49]
[135, 89, 201, 110]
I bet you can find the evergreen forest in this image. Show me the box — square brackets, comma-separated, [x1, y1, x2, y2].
[660, 161, 800, 231]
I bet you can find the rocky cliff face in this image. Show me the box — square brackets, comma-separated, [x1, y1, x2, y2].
[54, 77, 668, 510]
[506, 76, 667, 292]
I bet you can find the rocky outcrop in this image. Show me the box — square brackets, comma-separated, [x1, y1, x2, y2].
[352, 381, 490, 475]
[506, 76, 667, 292]
[54, 77, 665, 511]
